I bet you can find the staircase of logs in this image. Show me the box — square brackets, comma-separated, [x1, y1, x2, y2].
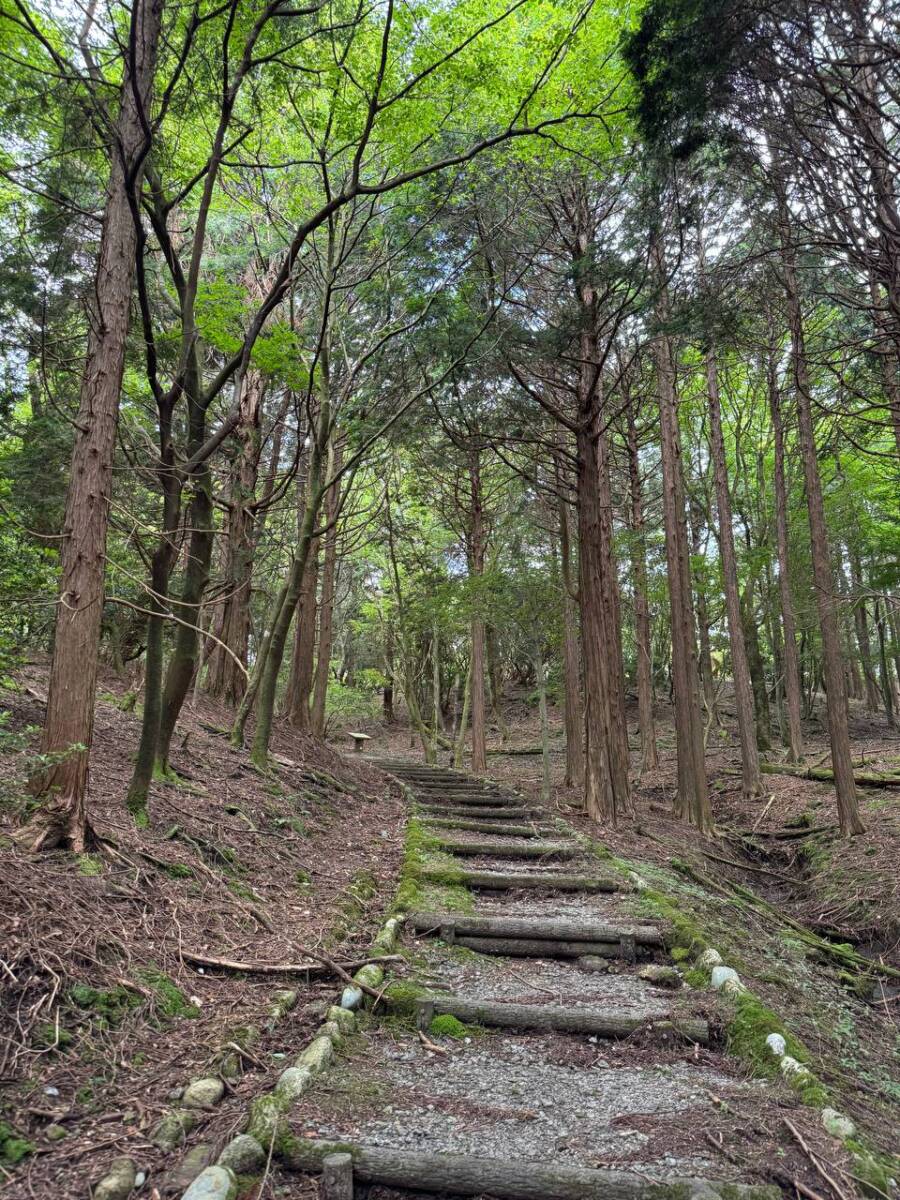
[294, 761, 780, 1200]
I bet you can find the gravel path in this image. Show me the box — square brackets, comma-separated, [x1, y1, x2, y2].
[283, 763, 798, 1197]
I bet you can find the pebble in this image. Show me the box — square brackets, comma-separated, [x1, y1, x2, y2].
[765, 1033, 786, 1057]
[45, 1124, 67, 1141]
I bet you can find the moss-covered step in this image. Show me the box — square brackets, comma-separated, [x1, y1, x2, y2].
[282, 1138, 776, 1199]
[418, 804, 543, 820]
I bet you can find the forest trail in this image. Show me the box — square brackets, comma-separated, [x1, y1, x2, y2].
[279, 762, 814, 1199]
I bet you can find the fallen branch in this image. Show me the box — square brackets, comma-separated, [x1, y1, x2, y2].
[181, 950, 402, 977]
[760, 761, 900, 788]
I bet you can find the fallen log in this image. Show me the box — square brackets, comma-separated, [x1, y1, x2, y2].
[486, 746, 564, 756]
[759, 761, 900, 788]
[436, 837, 578, 859]
[422, 818, 547, 837]
[396, 994, 709, 1043]
[452, 935, 624, 959]
[284, 1140, 775, 1200]
[419, 867, 624, 892]
[408, 911, 664, 947]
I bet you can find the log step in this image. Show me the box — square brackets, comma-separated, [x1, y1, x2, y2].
[419, 867, 625, 892]
[452, 935, 630, 959]
[423, 818, 550, 837]
[405, 994, 708, 1044]
[418, 804, 543, 820]
[413, 793, 521, 807]
[408, 911, 664, 947]
[436, 837, 578, 860]
[284, 1139, 776, 1200]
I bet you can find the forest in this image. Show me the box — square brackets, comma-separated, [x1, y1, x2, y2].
[0, 0, 898, 1196]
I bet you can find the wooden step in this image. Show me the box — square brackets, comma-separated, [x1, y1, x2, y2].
[405, 994, 709, 1044]
[419, 867, 624, 892]
[413, 792, 520, 806]
[451, 935, 631, 960]
[284, 1139, 776, 1200]
[423, 818, 550, 837]
[408, 911, 663, 947]
[436, 837, 578, 860]
[418, 804, 543, 820]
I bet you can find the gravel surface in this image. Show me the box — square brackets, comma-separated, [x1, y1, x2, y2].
[299, 1032, 761, 1178]
[411, 944, 680, 1011]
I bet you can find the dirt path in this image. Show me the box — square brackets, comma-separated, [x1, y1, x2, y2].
[276, 762, 825, 1199]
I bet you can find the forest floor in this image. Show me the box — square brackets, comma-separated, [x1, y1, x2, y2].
[0, 662, 405, 1199]
[0, 673, 898, 1199]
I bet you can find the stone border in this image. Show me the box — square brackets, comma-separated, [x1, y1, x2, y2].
[90, 987, 300, 1199]
[175, 907, 405, 1198]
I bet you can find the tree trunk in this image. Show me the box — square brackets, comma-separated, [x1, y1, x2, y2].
[624, 400, 658, 775]
[767, 351, 805, 762]
[774, 167, 863, 835]
[468, 449, 487, 774]
[557, 462, 585, 788]
[849, 548, 880, 713]
[688, 496, 718, 727]
[285, 532, 320, 730]
[206, 370, 268, 704]
[705, 343, 761, 795]
[651, 227, 711, 832]
[249, 386, 330, 767]
[157, 382, 216, 769]
[874, 600, 897, 728]
[29, 0, 164, 850]
[741, 581, 771, 750]
[310, 443, 341, 738]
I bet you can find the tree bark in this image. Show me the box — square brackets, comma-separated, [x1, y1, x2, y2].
[773, 167, 863, 835]
[311, 443, 341, 737]
[468, 448, 487, 774]
[651, 227, 711, 832]
[767, 350, 805, 762]
[556, 460, 584, 788]
[624, 400, 658, 775]
[206, 370, 268, 704]
[30, 0, 164, 849]
[704, 343, 761, 795]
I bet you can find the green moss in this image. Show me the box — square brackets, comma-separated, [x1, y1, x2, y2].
[0, 1123, 34, 1165]
[33, 1022, 73, 1051]
[670, 946, 691, 963]
[726, 991, 827, 1106]
[69, 982, 140, 1024]
[429, 1014, 470, 1039]
[135, 968, 199, 1019]
[381, 980, 430, 1018]
[164, 861, 193, 879]
[847, 1141, 900, 1197]
[76, 854, 103, 877]
[295, 868, 311, 889]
